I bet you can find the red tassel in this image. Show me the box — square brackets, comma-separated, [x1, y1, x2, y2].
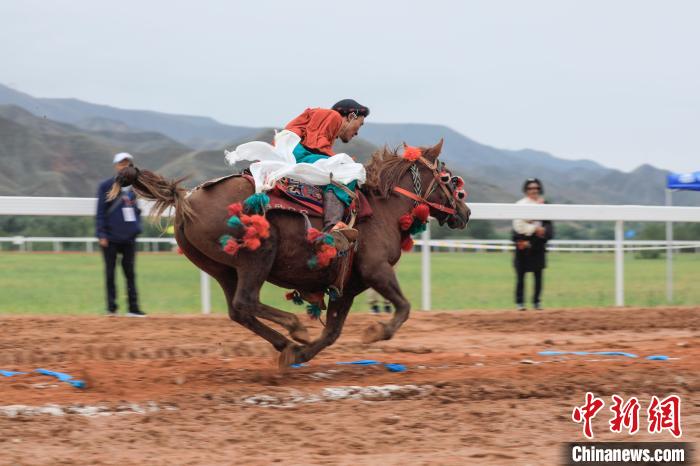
[316, 244, 337, 267]
[227, 203, 243, 217]
[176, 246, 184, 255]
[243, 226, 259, 240]
[413, 204, 430, 222]
[306, 228, 324, 243]
[403, 146, 422, 161]
[399, 213, 413, 231]
[224, 239, 240, 255]
[243, 237, 261, 251]
[285, 291, 296, 301]
[249, 215, 270, 238]
[401, 236, 414, 251]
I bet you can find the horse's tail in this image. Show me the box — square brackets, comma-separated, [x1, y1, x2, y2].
[107, 166, 194, 226]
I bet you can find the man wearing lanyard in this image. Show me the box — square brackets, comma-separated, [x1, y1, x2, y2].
[95, 152, 146, 317]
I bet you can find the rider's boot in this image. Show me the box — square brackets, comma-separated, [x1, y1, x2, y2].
[323, 190, 358, 252]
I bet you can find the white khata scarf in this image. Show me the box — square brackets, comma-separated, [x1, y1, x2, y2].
[224, 130, 366, 193]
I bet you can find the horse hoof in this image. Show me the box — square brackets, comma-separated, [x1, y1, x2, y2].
[278, 344, 303, 370]
[362, 321, 389, 344]
[290, 327, 311, 345]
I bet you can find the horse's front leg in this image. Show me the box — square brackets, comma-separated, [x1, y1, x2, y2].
[360, 263, 410, 343]
[278, 292, 354, 367]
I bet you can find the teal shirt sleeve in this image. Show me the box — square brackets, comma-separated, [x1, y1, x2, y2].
[292, 143, 357, 206]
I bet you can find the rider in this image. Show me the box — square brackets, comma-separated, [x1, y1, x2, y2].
[285, 99, 369, 245]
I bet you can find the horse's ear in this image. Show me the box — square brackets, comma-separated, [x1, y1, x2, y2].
[424, 138, 444, 161]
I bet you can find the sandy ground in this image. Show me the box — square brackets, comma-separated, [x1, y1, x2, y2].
[0, 307, 698, 465]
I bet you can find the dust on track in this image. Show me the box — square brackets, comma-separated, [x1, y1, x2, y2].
[1, 307, 698, 465]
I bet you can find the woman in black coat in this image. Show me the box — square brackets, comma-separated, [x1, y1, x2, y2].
[512, 178, 554, 310]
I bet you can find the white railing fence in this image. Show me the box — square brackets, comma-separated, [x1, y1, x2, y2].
[2, 196, 700, 312]
[0, 236, 176, 252]
[3, 236, 700, 253]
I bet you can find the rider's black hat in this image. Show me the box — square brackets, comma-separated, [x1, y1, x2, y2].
[332, 99, 370, 118]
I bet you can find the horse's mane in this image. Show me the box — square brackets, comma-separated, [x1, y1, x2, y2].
[363, 147, 414, 199]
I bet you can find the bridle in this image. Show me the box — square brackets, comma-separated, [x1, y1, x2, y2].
[393, 155, 466, 218]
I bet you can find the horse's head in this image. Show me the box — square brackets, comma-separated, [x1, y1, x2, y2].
[400, 140, 471, 229]
[364, 140, 471, 229]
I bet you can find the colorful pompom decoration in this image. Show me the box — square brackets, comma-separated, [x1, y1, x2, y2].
[285, 290, 305, 306]
[227, 215, 243, 229]
[402, 145, 422, 162]
[413, 204, 430, 223]
[306, 227, 338, 269]
[219, 202, 271, 256]
[227, 203, 243, 217]
[398, 204, 430, 251]
[284, 290, 326, 320]
[306, 303, 322, 320]
[243, 193, 270, 215]
[399, 204, 430, 236]
[399, 213, 414, 231]
[306, 227, 324, 243]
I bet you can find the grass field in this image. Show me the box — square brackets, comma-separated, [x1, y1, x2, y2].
[1, 251, 699, 314]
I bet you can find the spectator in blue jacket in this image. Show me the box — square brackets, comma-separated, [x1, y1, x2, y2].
[95, 152, 146, 317]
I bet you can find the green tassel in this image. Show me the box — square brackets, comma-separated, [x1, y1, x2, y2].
[219, 235, 232, 247]
[322, 234, 335, 246]
[327, 287, 340, 302]
[408, 220, 427, 236]
[306, 304, 322, 320]
[243, 193, 270, 215]
[307, 256, 319, 269]
[227, 215, 243, 228]
[291, 293, 304, 306]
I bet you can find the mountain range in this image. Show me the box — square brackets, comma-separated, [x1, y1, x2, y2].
[1, 83, 696, 206]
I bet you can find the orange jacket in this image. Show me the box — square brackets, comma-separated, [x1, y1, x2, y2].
[285, 108, 343, 156]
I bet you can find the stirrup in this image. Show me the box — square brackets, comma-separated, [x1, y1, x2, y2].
[331, 222, 358, 242]
[329, 231, 351, 253]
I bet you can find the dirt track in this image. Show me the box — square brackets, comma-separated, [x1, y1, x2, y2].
[0, 307, 698, 465]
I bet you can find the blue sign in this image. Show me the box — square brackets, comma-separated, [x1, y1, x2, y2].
[625, 229, 636, 239]
[667, 171, 700, 191]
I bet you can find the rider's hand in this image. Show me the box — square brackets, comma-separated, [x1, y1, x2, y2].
[99, 238, 109, 248]
[535, 226, 546, 237]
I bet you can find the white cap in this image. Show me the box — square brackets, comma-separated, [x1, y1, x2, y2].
[112, 152, 134, 164]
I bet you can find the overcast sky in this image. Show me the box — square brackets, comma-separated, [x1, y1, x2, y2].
[1, 0, 698, 172]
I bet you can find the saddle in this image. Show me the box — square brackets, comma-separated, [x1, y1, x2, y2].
[267, 177, 373, 222]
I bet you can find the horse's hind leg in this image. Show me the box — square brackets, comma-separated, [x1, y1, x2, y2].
[228, 254, 296, 352]
[177, 225, 309, 343]
[218, 272, 308, 348]
[177, 223, 240, 303]
[360, 263, 410, 344]
[254, 303, 311, 345]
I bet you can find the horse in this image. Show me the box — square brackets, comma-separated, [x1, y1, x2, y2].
[112, 140, 470, 367]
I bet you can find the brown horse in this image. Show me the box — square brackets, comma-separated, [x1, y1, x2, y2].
[113, 140, 470, 366]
